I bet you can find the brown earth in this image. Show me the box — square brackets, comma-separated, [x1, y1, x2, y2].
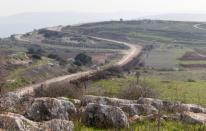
[180, 64, 206, 68]
[179, 51, 206, 61]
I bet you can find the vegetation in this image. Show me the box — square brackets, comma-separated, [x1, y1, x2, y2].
[74, 120, 206, 131]
[89, 74, 206, 106]
[74, 53, 92, 66]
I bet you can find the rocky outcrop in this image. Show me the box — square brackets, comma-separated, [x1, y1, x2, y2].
[0, 113, 74, 131]
[120, 104, 158, 116]
[26, 97, 76, 121]
[137, 97, 206, 114]
[40, 119, 74, 131]
[81, 95, 137, 107]
[82, 103, 129, 128]
[0, 92, 26, 113]
[181, 112, 206, 124]
[58, 97, 81, 107]
[0, 113, 39, 131]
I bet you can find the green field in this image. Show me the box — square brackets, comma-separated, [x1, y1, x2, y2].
[89, 69, 206, 106]
[74, 120, 206, 131]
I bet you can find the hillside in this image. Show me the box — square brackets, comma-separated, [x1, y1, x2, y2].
[1, 20, 206, 130]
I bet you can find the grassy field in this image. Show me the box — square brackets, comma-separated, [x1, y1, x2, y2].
[179, 60, 206, 65]
[143, 45, 189, 70]
[3, 57, 49, 89]
[89, 69, 206, 106]
[74, 120, 206, 131]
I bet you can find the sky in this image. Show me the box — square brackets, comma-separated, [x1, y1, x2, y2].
[1, 0, 206, 16]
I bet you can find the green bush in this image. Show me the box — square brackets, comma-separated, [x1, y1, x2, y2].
[74, 53, 92, 66]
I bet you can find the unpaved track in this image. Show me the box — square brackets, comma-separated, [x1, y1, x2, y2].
[14, 36, 142, 96]
[193, 24, 206, 31]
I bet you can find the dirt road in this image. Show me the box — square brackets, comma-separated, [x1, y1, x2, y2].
[14, 37, 142, 96]
[193, 24, 206, 31]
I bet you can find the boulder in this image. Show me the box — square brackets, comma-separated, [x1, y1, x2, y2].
[58, 97, 81, 107]
[0, 92, 26, 113]
[181, 112, 206, 124]
[128, 115, 142, 123]
[26, 97, 76, 121]
[82, 103, 129, 128]
[178, 104, 206, 113]
[81, 95, 137, 107]
[137, 97, 163, 109]
[137, 98, 206, 114]
[0, 113, 39, 131]
[120, 104, 158, 116]
[40, 119, 74, 131]
[0, 113, 74, 131]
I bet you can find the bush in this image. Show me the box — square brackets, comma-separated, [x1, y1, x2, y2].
[47, 53, 67, 65]
[118, 82, 158, 100]
[74, 53, 92, 66]
[34, 81, 84, 99]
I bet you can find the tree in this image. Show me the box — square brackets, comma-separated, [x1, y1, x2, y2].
[74, 53, 92, 66]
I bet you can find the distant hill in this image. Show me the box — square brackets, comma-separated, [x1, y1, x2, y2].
[0, 11, 146, 38]
[0, 12, 206, 38]
[147, 13, 206, 22]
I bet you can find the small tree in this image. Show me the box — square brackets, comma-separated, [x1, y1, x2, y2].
[74, 53, 92, 66]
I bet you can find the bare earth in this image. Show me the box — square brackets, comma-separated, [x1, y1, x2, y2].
[15, 36, 143, 96]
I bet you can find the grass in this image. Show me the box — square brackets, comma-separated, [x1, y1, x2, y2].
[90, 73, 206, 106]
[4, 57, 49, 89]
[128, 32, 173, 43]
[144, 45, 190, 70]
[88, 77, 136, 96]
[74, 120, 206, 131]
[142, 77, 206, 106]
[179, 60, 206, 65]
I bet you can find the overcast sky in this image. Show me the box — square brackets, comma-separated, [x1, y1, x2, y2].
[0, 0, 206, 16]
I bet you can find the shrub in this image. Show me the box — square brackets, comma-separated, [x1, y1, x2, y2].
[74, 53, 92, 66]
[118, 82, 158, 100]
[34, 81, 84, 99]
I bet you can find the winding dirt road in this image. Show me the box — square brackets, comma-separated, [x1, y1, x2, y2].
[14, 36, 142, 96]
[193, 23, 206, 31]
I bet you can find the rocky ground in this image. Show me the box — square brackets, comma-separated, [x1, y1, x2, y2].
[0, 93, 206, 130]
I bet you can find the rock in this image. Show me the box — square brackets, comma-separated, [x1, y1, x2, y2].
[181, 112, 206, 124]
[180, 104, 206, 113]
[58, 97, 81, 107]
[162, 113, 181, 121]
[40, 119, 74, 131]
[137, 97, 163, 109]
[129, 115, 142, 123]
[0, 113, 74, 131]
[82, 103, 129, 128]
[0, 112, 39, 131]
[0, 92, 24, 112]
[81, 95, 137, 107]
[120, 104, 158, 117]
[137, 98, 206, 114]
[141, 114, 156, 121]
[26, 97, 76, 121]
[129, 114, 158, 123]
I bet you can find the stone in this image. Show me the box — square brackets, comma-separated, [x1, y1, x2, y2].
[26, 97, 76, 121]
[181, 111, 206, 124]
[58, 97, 81, 107]
[0, 92, 24, 113]
[137, 97, 163, 109]
[40, 119, 74, 131]
[0, 112, 39, 131]
[0, 113, 74, 131]
[81, 95, 137, 107]
[120, 104, 158, 116]
[82, 103, 129, 128]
